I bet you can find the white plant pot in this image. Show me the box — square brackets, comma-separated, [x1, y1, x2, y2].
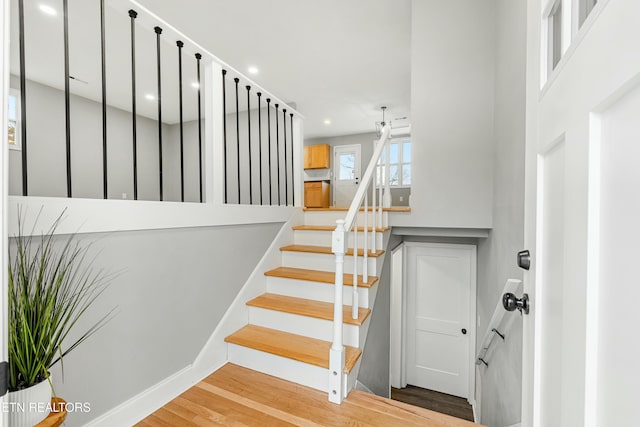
[7, 378, 52, 427]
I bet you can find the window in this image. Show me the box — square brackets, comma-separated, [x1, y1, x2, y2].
[579, 0, 598, 27]
[378, 140, 411, 187]
[547, 0, 563, 76]
[8, 89, 20, 150]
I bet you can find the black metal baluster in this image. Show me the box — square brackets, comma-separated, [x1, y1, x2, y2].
[234, 78, 241, 204]
[18, 0, 27, 195]
[275, 103, 280, 205]
[257, 92, 263, 205]
[155, 26, 163, 201]
[129, 10, 138, 200]
[196, 53, 203, 203]
[283, 108, 287, 206]
[290, 113, 295, 206]
[177, 40, 185, 202]
[246, 85, 252, 204]
[63, 0, 72, 197]
[222, 69, 228, 203]
[267, 98, 272, 205]
[101, 0, 108, 199]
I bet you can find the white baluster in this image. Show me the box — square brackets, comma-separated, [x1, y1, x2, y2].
[378, 162, 383, 251]
[363, 191, 368, 283]
[371, 164, 377, 253]
[330, 219, 346, 403]
[352, 214, 358, 320]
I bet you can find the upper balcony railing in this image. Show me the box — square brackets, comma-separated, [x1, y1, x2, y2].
[9, 0, 302, 207]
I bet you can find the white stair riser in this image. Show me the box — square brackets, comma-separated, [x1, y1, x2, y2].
[265, 277, 375, 309]
[228, 343, 335, 392]
[248, 306, 364, 347]
[228, 343, 359, 397]
[294, 230, 384, 249]
[281, 251, 378, 273]
[304, 211, 385, 227]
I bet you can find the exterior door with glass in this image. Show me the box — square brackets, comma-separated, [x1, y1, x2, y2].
[333, 144, 361, 207]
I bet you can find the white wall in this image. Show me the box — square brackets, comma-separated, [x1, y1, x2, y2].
[475, 0, 526, 426]
[399, 0, 495, 229]
[26, 222, 283, 426]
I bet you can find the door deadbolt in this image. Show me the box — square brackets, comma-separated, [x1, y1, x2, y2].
[503, 292, 529, 315]
[461, 328, 467, 335]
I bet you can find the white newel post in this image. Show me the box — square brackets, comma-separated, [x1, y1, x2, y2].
[352, 215, 358, 320]
[330, 220, 347, 403]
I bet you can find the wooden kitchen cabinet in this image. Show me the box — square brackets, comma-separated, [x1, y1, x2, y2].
[304, 181, 330, 208]
[303, 144, 330, 169]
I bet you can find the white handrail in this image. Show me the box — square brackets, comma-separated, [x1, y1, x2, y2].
[328, 125, 391, 404]
[476, 278, 522, 367]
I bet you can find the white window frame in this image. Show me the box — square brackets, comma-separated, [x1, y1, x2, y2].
[377, 138, 411, 189]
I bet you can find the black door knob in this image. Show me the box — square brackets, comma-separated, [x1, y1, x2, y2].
[461, 328, 467, 335]
[503, 292, 530, 315]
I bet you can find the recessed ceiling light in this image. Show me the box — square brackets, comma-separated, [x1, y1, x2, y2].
[145, 94, 155, 101]
[248, 66, 259, 75]
[191, 82, 199, 89]
[39, 4, 57, 16]
[323, 119, 331, 125]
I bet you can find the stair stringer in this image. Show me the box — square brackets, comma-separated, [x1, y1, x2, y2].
[190, 208, 304, 381]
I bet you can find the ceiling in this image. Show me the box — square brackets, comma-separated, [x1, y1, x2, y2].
[10, 0, 411, 137]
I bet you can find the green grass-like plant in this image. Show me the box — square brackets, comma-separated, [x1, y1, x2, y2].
[8, 210, 115, 392]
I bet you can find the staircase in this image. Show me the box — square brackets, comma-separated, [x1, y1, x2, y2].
[224, 207, 390, 398]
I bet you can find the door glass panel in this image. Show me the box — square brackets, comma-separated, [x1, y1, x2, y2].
[338, 153, 355, 180]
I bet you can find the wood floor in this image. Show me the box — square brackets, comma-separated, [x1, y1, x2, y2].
[391, 386, 475, 422]
[137, 364, 483, 426]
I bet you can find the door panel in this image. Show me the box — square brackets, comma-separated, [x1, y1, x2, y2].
[405, 244, 475, 399]
[594, 82, 640, 427]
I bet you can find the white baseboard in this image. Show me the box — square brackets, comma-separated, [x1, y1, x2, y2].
[85, 364, 199, 426]
[471, 401, 478, 423]
[86, 210, 301, 426]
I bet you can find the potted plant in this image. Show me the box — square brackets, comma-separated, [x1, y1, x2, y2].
[7, 212, 115, 426]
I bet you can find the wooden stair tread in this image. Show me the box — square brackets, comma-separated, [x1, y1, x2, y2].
[225, 325, 362, 373]
[348, 390, 483, 426]
[292, 224, 389, 232]
[280, 244, 385, 257]
[264, 266, 379, 288]
[247, 293, 371, 325]
[303, 206, 411, 212]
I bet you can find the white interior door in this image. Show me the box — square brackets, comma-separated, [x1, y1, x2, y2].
[522, 1, 640, 426]
[333, 144, 360, 207]
[405, 243, 476, 400]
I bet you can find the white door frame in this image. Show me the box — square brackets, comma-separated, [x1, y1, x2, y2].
[1, 0, 10, 423]
[394, 241, 477, 404]
[332, 144, 361, 206]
